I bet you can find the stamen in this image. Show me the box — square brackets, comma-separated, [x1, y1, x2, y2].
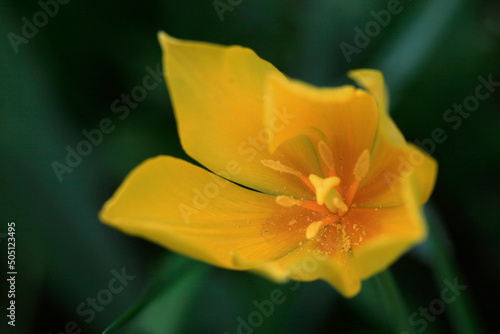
[344, 181, 358, 207]
[300, 175, 316, 192]
[305, 214, 340, 239]
[261, 160, 315, 192]
[276, 195, 302, 207]
[306, 221, 323, 239]
[300, 200, 332, 215]
[260, 160, 302, 177]
[308, 174, 340, 205]
[318, 140, 335, 170]
[345, 149, 371, 207]
[353, 149, 370, 181]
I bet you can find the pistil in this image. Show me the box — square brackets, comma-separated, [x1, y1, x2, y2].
[263, 150, 371, 243]
[308, 174, 340, 205]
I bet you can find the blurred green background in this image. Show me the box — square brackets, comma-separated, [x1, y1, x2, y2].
[1, 0, 498, 333]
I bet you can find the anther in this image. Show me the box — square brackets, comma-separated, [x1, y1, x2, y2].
[345, 149, 371, 206]
[305, 214, 340, 239]
[261, 160, 302, 177]
[276, 196, 302, 207]
[261, 160, 316, 192]
[353, 149, 370, 181]
[306, 221, 323, 239]
[318, 140, 335, 171]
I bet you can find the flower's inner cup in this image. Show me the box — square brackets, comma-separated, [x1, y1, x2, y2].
[261, 140, 370, 253]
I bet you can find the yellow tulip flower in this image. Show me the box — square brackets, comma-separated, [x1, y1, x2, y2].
[100, 33, 437, 297]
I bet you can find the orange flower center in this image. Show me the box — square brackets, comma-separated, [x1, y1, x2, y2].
[261, 141, 370, 245]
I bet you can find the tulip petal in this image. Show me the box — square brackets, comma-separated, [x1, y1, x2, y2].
[159, 33, 314, 198]
[346, 191, 427, 279]
[348, 69, 438, 206]
[408, 144, 438, 204]
[265, 74, 379, 190]
[100, 156, 320, 270]
[235, 185, 427, 296]
[348, 69, 389, 114]
[355, 134, 438, 207]
[236, 236, 361, 297]
[348, 69, 408, 147]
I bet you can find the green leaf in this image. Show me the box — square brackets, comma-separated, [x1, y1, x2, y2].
[103, 254, 209, 334]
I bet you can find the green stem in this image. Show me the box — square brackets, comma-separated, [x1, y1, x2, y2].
[374, 270, 415, 334]
[427, 205, 483, 334]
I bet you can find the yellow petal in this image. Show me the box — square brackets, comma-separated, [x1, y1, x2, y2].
[348, 69, 407, 147]
[257, 191, 426, 296]
[265, 74, 379, 190]
[158, 32, 312, 198]
[355, 134, 438, 207]
[346, 191, 427, 279]
[100, 156, 311, 269]
[348, 69, 388, 113]
[347, 69, 437, 207]
[407, 143, 438, 204]
[235, 237, 361, 297]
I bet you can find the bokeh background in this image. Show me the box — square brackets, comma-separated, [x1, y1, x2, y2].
[1, 0, 499, 333]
